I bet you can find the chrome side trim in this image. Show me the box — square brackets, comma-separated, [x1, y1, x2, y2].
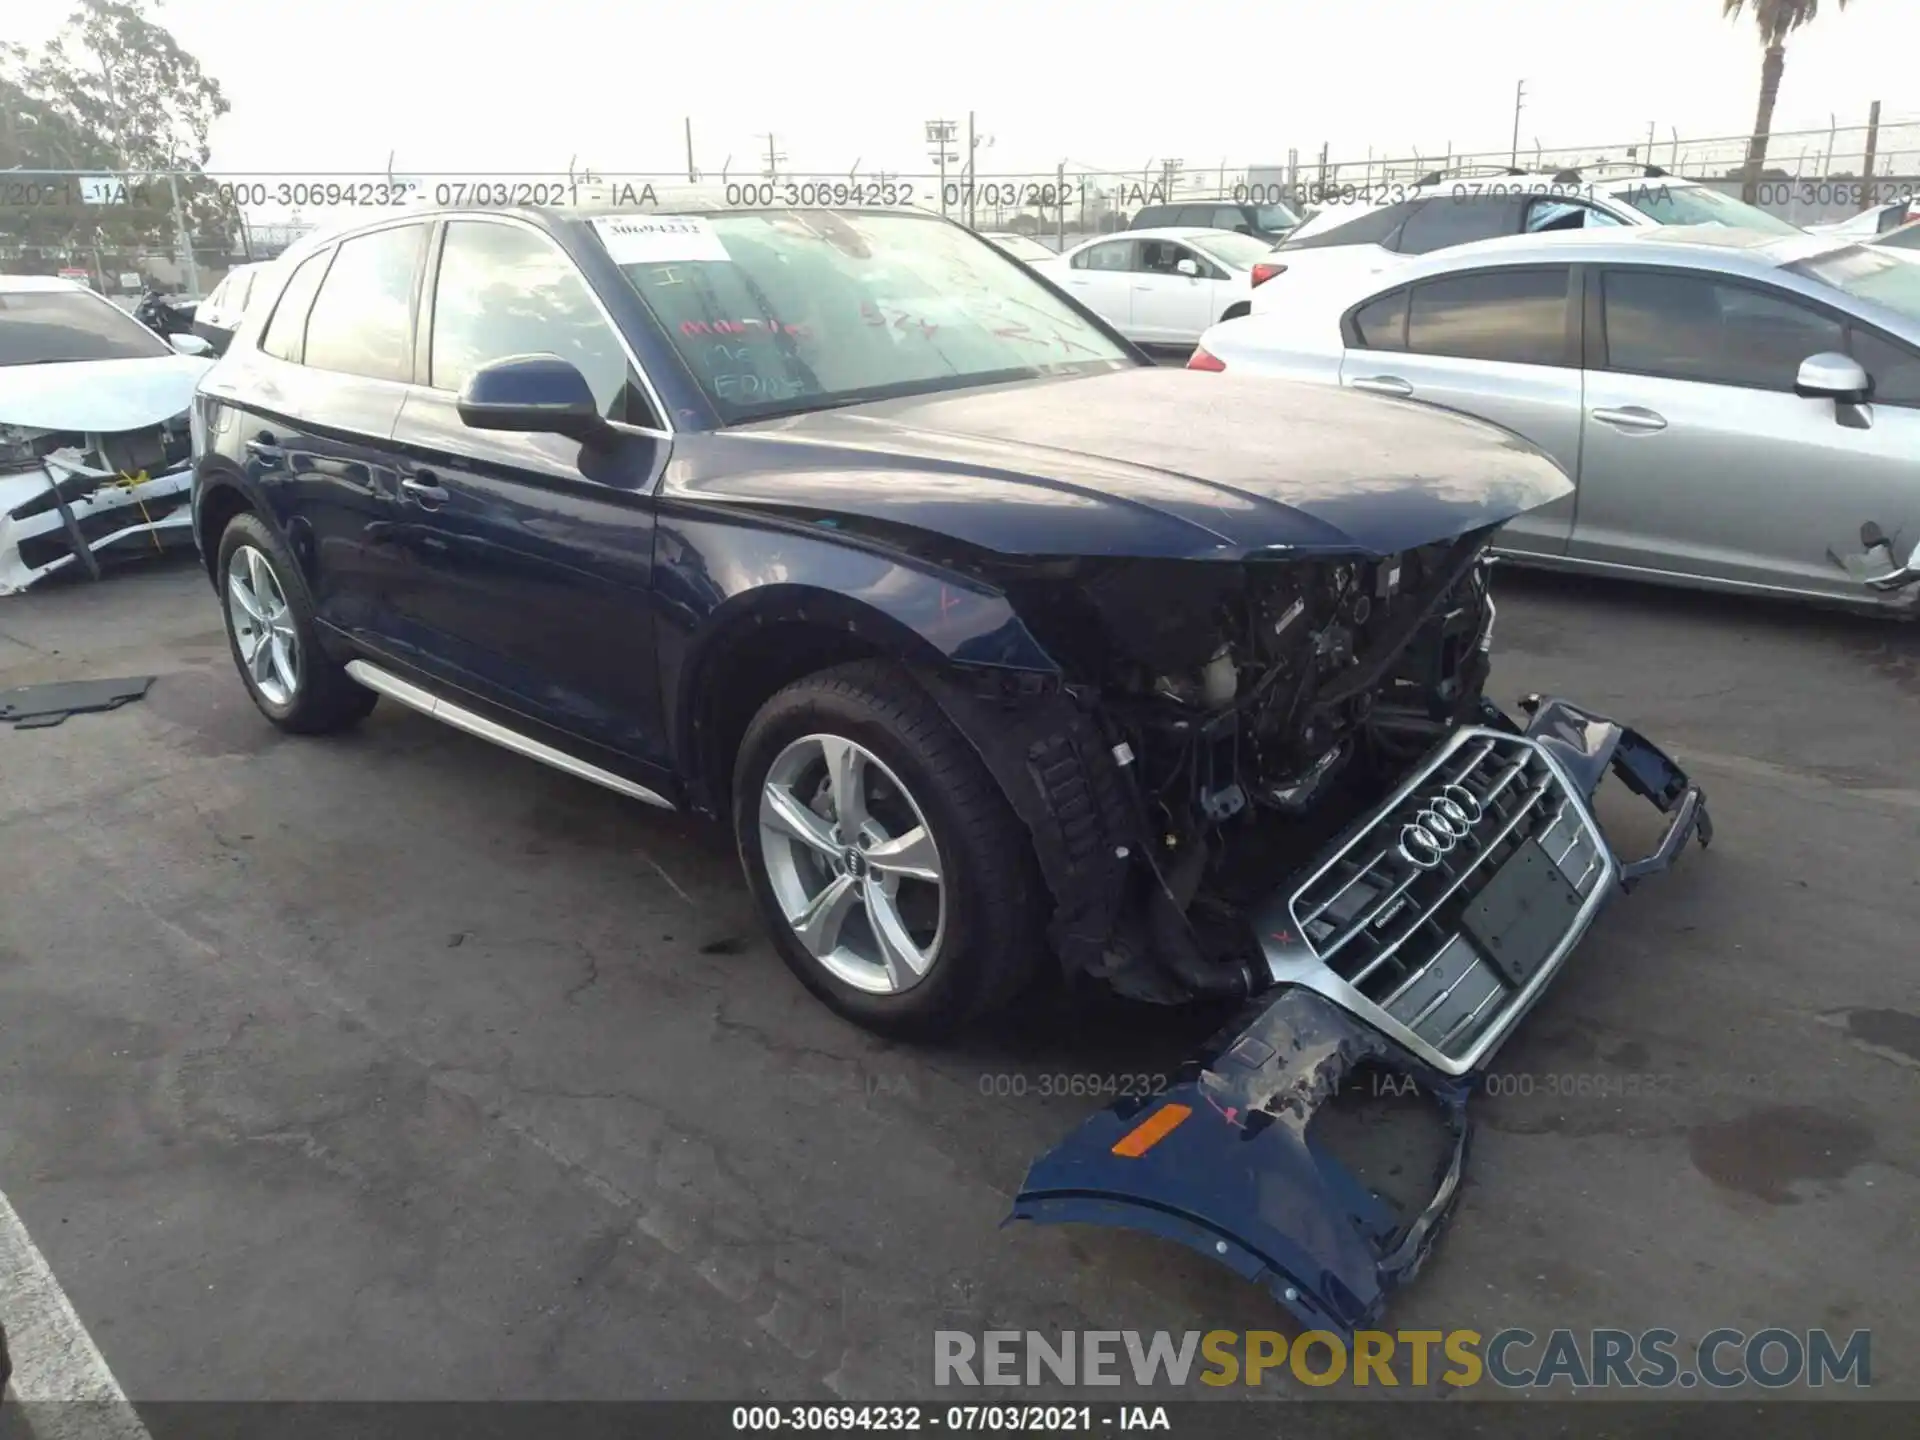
[344, 660, 675, 811]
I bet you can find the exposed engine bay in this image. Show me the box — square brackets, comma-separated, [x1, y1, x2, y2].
[978, 536, 1713, 1339]
[988, 528, 1499, 1005]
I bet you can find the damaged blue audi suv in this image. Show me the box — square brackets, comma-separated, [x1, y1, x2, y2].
[189, 194, 1711, 1339]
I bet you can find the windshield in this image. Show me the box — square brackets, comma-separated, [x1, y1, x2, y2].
[1615, 182, 1802, 236]
[1190, 232, 1281, 269]
[1876, 221, 1920, 251]
[1253, 203, 1301, 233]
[601, 211, 1134, 421]
[0, 288, 172, 365]
[1792, 245, 1920, 324]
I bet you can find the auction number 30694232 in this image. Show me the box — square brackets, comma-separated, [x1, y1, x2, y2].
[730, 1405, 1171, 1431]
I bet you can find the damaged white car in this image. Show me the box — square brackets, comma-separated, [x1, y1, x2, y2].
[1, 274, 213, 595]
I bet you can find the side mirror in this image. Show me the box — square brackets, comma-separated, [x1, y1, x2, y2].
[1176, 258, 1201, 278]
[170, 332, 212, 357]
[457, 354, 608, 441]
[1794, 352, 1872, 405]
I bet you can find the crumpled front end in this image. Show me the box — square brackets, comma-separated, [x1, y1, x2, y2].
[0, 418, 196, 596]
[1009, 695, 1711, 1335]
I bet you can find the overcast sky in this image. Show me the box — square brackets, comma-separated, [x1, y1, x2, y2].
[11, 0, 1919, 180]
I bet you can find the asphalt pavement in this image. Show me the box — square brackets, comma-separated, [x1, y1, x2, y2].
[0, 554, 1915, 1401]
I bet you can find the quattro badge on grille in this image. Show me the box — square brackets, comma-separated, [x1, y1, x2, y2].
[1396, 785, 1484, 870]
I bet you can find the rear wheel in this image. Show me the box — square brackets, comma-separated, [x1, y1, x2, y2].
[216, 511, 376, 734]
[733, 660, 1048, 1038]
[1220, 301, 1251, 322]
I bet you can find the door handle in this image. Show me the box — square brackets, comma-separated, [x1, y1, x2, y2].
[245, 437, 284, 464]
[1591, 406, 1667, 433]
[400, 473, 450, 507]
[1351, 376, 1414, 397]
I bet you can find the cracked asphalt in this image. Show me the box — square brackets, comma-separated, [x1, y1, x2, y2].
[1, 555, 1916, 1401]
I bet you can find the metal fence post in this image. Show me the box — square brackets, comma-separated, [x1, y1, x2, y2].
[166, 170, 200, 298]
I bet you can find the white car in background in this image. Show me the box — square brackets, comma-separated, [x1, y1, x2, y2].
[192, 260, 274, 355]
[1036, 227, 1275, 345]
[1, 275, 213, 593]
[1250, 164, 1804, 314]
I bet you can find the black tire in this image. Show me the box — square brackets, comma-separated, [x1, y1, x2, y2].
[1219, 301, 1251, 323]
[733, 660, 1049, 1039]
[214, 511, 377, 735]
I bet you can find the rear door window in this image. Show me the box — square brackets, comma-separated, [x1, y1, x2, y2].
[1073, 240, 1136, 272]
[301, 224, 427, 382]
[1406, 267, 1571, 365]
[1393, 196, 1527, 255]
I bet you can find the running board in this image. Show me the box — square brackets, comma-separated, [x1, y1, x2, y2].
[344, 660, 675, 811]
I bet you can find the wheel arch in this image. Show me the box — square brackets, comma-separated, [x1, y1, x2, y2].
[194, 474, 256, 581]
[676, 581, 1057, 823]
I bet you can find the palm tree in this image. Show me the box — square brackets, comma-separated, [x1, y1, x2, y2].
[1723, 0, 1851, 203]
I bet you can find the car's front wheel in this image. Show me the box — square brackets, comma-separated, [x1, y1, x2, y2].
[733, 660, 1048, 1038]
[216, 511, 377, 734]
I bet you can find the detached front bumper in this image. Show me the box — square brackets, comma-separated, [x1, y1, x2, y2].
[0, 451, 194, 596]
[1009, 696, 1710, 1337]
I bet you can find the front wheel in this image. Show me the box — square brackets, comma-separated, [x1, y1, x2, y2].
[732, 660, 1049, 1038]
[216, 511, 377, 734]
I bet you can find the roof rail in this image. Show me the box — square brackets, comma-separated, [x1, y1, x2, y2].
[1555, 162, 1672, 183]
[1412, 163, 1531, 187]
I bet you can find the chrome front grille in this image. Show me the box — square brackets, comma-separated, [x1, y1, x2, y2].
[1254, 729, 1614, 1074]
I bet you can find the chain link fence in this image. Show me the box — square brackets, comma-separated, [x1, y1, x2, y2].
[7, 120, 1917, 294]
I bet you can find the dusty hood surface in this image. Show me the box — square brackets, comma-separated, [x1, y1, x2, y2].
[0, 354, 212, 432]
[677, 366, 1573, 559]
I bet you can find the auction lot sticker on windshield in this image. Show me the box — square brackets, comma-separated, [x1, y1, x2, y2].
[591, 215, 730, 265]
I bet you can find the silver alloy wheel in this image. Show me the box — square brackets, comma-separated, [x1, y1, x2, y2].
[758, 733, 947, 995]
[225, 544, 300, 707]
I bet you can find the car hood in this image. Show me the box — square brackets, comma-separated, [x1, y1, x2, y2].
[669, 367, 1571, 559]
[0, 354, 212, 432]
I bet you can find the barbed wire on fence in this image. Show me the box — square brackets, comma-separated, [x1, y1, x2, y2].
[6, 121, 1917, 295]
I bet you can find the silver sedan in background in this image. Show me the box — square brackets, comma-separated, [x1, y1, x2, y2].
[1194, 226, 1920, 615]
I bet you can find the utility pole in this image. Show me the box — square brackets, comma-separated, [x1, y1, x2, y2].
[1860, 101, 1882, 206]
[1056, 160, 1067, 250]
[685, 118, 697, 182]
[1510, 80, 1527, 169]
[966, 111, 976, 229]
[925, 119, 958, 216]
[756, 134, 785, 180]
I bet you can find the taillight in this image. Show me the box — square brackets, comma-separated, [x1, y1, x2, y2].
[1250, 261, 1287, 287]
[1187, 347, 1226, 372]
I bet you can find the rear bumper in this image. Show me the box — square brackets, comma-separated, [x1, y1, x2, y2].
[1008, 696, 1710, 1337]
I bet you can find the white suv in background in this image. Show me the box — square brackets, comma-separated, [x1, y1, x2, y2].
[1251, 164, 1804, 312]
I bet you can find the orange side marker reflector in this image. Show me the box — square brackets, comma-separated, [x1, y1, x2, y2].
[1111, 1103, 1192, 1158]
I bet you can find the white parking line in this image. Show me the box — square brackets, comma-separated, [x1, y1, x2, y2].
[1, 1188, 150, 1435]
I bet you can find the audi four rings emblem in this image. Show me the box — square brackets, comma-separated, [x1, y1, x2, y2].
[1396, 784, 1486, 870]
